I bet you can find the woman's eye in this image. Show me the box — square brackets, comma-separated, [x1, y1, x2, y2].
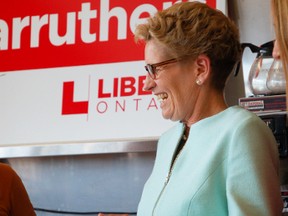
[155, 66, 164, 72]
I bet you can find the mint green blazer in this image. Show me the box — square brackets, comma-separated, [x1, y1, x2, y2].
[137, 106, 283, 216]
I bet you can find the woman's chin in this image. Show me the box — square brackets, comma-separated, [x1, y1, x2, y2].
[161, 112, 177, 121]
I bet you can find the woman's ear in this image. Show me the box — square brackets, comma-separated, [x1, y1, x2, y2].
[194, 54, 211, 85]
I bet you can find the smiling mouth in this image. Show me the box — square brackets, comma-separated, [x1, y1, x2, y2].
[156, 93, 168, 102]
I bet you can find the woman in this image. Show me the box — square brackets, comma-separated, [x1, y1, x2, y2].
[271, 0, 288, 95]
[134, 2, 283, 215]
[0, 163, 36, 216]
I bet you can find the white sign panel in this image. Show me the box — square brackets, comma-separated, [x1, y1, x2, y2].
[0, 0, 226, 147]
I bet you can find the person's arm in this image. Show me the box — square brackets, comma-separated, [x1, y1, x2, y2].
[226, 118, 283, 216]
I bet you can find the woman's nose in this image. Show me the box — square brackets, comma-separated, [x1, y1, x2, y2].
[273, 39, 281, 60]
[143, 74, 156, 91]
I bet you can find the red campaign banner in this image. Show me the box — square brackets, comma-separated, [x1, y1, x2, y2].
[0, 0, 216, 72]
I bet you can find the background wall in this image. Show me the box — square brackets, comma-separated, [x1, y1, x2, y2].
[8, 152, 155, 216]
[225, 0, 275, 105]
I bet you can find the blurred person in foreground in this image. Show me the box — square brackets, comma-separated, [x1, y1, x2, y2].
[0, 162, 36, 216]
[133, 1, 283, 215]
[271, 0, 288, 95]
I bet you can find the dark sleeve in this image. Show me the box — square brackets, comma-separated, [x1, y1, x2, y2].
[9, 168, 36, 216]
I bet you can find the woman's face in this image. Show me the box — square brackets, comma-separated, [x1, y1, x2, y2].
[143, 40, 200, 122]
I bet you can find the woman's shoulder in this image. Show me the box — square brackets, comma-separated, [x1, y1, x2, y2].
[217, 106, 263, 125]
[223, 105, 257, 118]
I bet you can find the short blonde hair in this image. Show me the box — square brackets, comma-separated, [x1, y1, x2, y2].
[135, 2, 241, 90]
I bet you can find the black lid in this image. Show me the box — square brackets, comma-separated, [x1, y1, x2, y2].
[241, 40, 274, 57]
[258, 40, 274, 57]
